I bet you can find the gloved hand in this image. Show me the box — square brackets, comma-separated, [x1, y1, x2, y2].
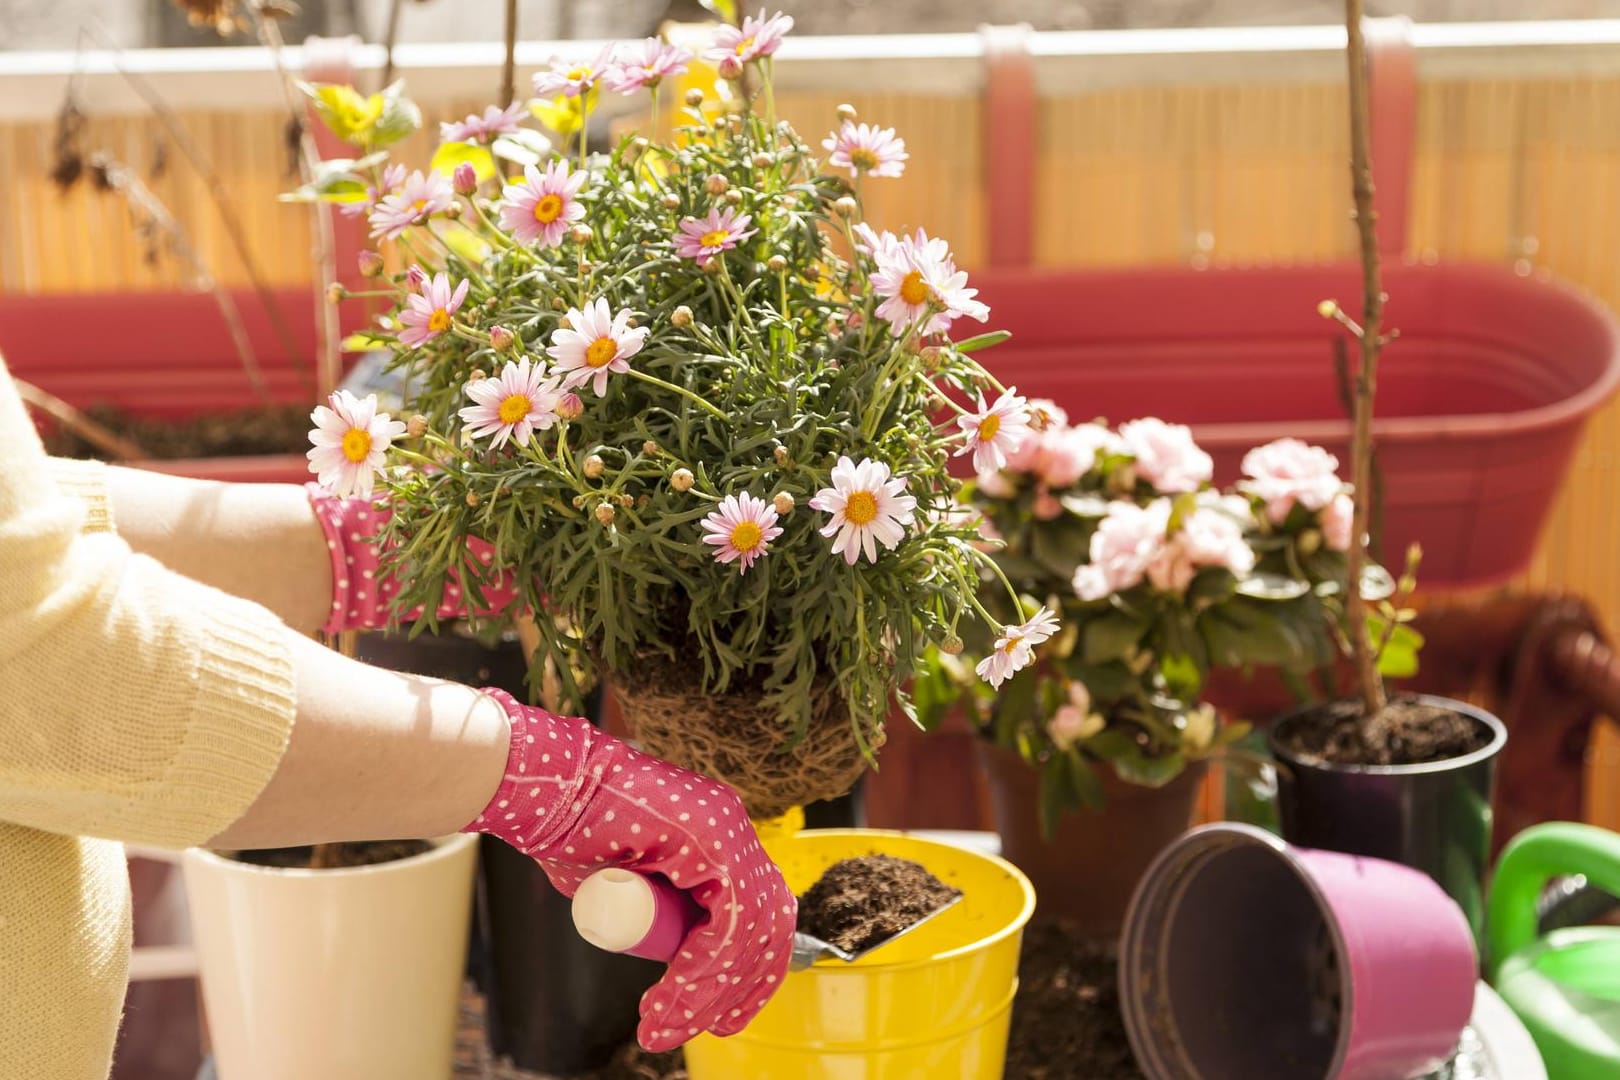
[305, 483, 516, 633]
[466, 690, 795, 1051]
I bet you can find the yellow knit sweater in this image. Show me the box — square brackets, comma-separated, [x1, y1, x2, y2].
[0, 354, 298, 1078]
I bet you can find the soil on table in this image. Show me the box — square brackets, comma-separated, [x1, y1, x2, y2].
[796, 854, 962, 955]
[43, 402, 313, 461]
[1274, 694, 1491, 767]
[1005, 919, 1143, 1080]
[226, 840, 432, 869]
[597, 1043, 688, 1080]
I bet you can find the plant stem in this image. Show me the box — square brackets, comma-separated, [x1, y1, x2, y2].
[500, 0, 519, 108]
[1342, 0, 1388, 721]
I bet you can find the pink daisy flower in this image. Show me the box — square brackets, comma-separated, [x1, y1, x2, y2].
[340, 162, 405, 219]
[870, 231, 990, 337]
[306, 390, 405, 499]
[851, 222, 904, 262]
[605, 38, 693, 95]
[700, 492, 784, 574]
[706, 9, 794, 65]
[440, 103, 527, 144]
[459, 358, 563, 450]
[397, 270, 470, 348]
[822, 122, 908, 178]
[974, 606, 1061, 689]
[674, 207, 757, 261]
[955, 389, 1033, 473]
[369, 169, 454, 240]
[808, 455, 917, 566]
[545, 297, 651, 397]
[498, 161, 589, 248]
[532, 46, 616, 99]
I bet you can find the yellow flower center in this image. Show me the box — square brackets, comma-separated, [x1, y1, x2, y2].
[427, 308, 452, 333]
[844, 490, 879, 526]
[977, 414, 1001, 442]
[498, 394, 532, 425]
[700, 228, 730, 247]
[341, 428, 372, 463]
[534, 194, 565, 224]
[849, 147, 879, 170]
[735, 37, 756, 56]
[730, 520, 764, 552]
[585, 337, 618, 368]
[567, 66, 592, 81]
[899, 270, 931, 306]
[411, 198, 429, 214]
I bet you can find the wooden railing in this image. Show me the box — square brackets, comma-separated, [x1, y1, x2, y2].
[6, 19, 1620, 822]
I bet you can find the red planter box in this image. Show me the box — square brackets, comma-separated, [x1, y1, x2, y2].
[970, 261, 1620, 586]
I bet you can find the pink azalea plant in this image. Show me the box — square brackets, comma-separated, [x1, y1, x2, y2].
[293, 13, 1048, 763]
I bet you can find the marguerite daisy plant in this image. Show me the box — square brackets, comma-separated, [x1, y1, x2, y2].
[296, 11, 1057, 815]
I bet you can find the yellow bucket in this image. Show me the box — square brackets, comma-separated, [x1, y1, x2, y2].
[684, 830, 1036, 1080]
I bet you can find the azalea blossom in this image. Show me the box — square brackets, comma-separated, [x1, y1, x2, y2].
[546, 297, 651, 396]
[1239, 437, 1346, 523]
[974, 606, 1061, 689]
[822, 122, 908, 178]
[1321, 492, 1356, 551]
[605, 38, 692, 94]
[369, 169, 454, 240]
[306, 390, 405, 499]
[340, 162, 405, 219]
[532, 46, 616, 99]
[674, 207, 757, 261]
[459, 358, 563, 450]
[440, 103, 527, 144]
[700, 492, 784, 574]
[1074, 500, 1171, 601]
[397, 270, 470, 348]
[955, 389, 1032, 473]
[809, 455, 918, 565]
[1048, 681, 1102, 751]
[870, 231, 990, 337]
[1146, 504, 1255, 594]
[499, 161, 589, 249]
[1118, 417, 1213, 494]
[706, 9, 794, 65]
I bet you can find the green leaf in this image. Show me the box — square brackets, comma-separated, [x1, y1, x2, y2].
[994, 667, 1038, 747]
[1159, 650, 1204, 702]
[1371, 617, 1425, 678]
[699, 0, 738, 22]
[300, 81, 384, 144]
[431, 141, 497, 183]
[1088, 729, 1187, 788]
[340, 331, 392, 352]
[1039, 755, 1069, 839]
[1082, 610, 1147, 665]
[370, 81, 423, 148]
[951, 330, 1012, 354]
[1066, 749, 1104, 810]
[492, 128, 553, 167]
[1235, 572, 1311, 601]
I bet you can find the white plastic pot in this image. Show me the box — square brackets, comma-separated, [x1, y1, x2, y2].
[181, 835, 478, 1080]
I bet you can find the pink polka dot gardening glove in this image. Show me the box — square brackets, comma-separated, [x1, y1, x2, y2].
[466, 690, 796, 1051]
[305, 483, 515, 633]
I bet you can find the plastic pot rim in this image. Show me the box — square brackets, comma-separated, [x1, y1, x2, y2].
[1268, 694, 1508, 778]
[184, 833, 476, 881]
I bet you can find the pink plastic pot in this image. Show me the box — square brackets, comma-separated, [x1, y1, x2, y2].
[969, 261, 1620, 586]
[1120, 822, 1477, 1080]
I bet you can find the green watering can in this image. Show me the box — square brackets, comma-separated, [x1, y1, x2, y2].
[1487, 822, 1620, 1077]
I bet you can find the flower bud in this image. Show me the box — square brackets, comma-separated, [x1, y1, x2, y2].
[465, 490, 481, 507]
[919, 345, 945, 372]
[583, 454, 606, 479]
[557, 392, 584, 420]
[940, 634, 964, 656]
[570, 224, 594, 245]
[325, 282, 347, 304]
[773, 492, 794, 515]
[572, 494, 586, 508]
[406, 414, 428, 438]
[700, 257, 722, 275]
[578, 261, 594, 274]
[453, 162, 479, 196]
[642, 440, 659, 455]
[357, 250, 385, 278]
[469, 368, 487, 384]
[836, 103, 858, 122]
[619, 493, 634, 508]
[832, 196, 859, 218]
[684, 88, 705, 107]
[766, 255, 788, 273]
[442, 201, 464, 220]
[594, 503, 617, 526]
[406, 265, 428, 290]
[773, 446, 789, 466]
[723, 189, 744, 205]
[488, 325, 516, 351]
[552, 297, 568, 311]
[661, 192, 682, 210]
[671, 305, 694, 328]
[705, 174, 730, 196]
[717, 55, 744, 80]
[628, 136, 650, 159]
[1298, 528, 1324, 555]
[670, 468, 695, 492]
[751, 151, 774, 170]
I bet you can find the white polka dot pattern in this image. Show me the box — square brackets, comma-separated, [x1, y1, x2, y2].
[465, 689, 794, 1054]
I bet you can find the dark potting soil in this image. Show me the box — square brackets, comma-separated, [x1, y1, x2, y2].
[598, 1043, 689, 1080]
[226, 839, 432, 870]
[43, 402, 313, 461]
[1275, 695, 1490, 767]
[1006, 919, 1143, 1080]
[796, 854, 962, 955]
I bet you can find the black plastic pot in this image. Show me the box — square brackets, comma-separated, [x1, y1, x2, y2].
[1268, 694, 1507, 939]
[354, 630, 660, 1075]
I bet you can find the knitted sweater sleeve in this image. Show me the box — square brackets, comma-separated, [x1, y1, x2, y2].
[0, 359, 297, 848]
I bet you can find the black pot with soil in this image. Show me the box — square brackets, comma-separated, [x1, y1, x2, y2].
[1268, 693, 1507, 937]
